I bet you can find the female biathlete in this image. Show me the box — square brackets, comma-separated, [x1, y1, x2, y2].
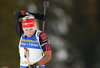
[14, 11, 52, 68]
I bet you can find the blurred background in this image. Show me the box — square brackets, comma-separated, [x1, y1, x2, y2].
[0, 0, 100, 68]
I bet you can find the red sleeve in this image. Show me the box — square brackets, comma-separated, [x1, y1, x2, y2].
[37, 32, 52, 66]
[38, 50, 51, 66]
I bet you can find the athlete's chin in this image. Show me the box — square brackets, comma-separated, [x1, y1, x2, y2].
[26, 35, 33, 37]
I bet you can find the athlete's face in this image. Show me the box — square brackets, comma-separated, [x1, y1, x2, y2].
[22, 26, 36, 37]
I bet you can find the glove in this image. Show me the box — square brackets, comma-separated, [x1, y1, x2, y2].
[25, 11, 46, 21]
[34, 11, 46, 21]
[26, 63, 39, 68]
[25, 12, 35, 17]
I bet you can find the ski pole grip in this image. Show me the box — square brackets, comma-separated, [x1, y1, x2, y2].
[43, 1, 50, 16]
[43, 1, 50, 8]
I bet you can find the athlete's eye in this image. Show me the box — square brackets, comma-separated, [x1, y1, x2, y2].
[30, 29, 33, 31]
[25, 29, 28, 31]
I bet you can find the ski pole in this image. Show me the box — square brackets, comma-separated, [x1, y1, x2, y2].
[42, 1, 50, 32]
[24, 47, 30, 68]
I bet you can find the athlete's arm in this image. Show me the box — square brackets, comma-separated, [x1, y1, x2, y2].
[38, 32, 52, 66]
[14, 11, 25, 39]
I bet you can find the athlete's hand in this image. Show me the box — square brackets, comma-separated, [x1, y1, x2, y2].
[34, 11, 46, 21]
[30, 63, 39, 68]
[26, 63, 39, 68]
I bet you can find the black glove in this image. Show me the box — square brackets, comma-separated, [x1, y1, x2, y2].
[25, 11, 46, 21]
[34, 11, 46, 21]
[26, 63, 39, 68]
